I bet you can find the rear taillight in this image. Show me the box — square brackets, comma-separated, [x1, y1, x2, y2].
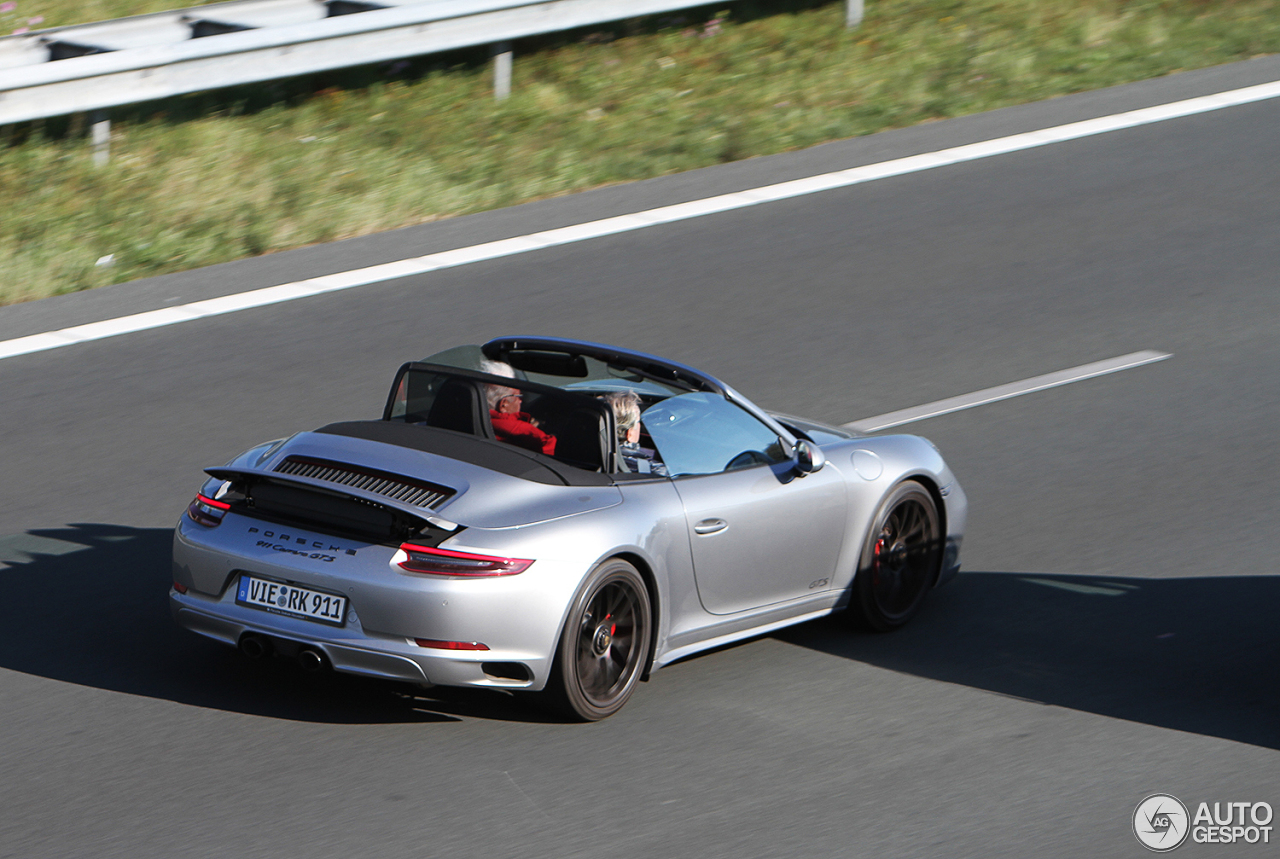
[396, 543, 533, 577]
[172, 581, 189, 594]
[414, 638, 489, 651]
[186, 494, 231, 527]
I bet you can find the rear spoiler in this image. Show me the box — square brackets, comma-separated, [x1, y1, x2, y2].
[206, 465, 460, 533]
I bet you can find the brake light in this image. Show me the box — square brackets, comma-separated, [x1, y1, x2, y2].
[186, 494, 230, 527]
[414, 638, 489, 651]
[396, 543, 533, 577]
[172, 581, 189, 594]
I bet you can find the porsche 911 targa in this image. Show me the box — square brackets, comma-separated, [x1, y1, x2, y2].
[171, 338, 966, 719]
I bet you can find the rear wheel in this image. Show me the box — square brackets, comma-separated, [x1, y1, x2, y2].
[546, 559, 652, 721]
[852, 481, 941, 632]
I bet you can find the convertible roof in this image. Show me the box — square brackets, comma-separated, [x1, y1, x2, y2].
[481, 337, 725, 395]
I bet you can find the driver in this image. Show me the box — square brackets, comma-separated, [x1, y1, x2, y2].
[481, 360, 556, 456]
[602, 390, 667, 476]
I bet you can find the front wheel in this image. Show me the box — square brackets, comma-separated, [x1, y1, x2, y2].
[546, 559, 652, 721]
[852, 480, 942, 632]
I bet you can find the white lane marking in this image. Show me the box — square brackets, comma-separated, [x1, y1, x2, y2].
[1019, 577, 1135, 596]
[2, 80, 1280, 362]
[843, 350, 1171, 432]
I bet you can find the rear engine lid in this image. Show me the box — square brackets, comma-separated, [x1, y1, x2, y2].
[204, 470, 451, 546]
[224, 428, 621, 530]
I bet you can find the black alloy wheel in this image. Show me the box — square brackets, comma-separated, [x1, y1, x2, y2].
[853, 480, 941, 632]
[548, 559, 652, 721]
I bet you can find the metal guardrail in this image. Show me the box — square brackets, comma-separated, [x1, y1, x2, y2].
[0, 0, 863, 128]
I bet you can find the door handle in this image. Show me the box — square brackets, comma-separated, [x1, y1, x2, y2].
[694, 518, 728, 535]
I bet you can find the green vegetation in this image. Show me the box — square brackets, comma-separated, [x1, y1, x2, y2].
[2, 0, 1278, 304]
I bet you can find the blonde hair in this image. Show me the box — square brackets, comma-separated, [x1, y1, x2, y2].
[602, 390, 641, 441]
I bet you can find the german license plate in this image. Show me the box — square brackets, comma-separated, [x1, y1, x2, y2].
[236, 574, 346, 626]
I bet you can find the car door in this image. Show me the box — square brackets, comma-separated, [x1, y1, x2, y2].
[643, 393, 848, 615]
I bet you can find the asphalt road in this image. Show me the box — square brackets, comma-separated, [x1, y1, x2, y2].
[2, 56, 1279, 858]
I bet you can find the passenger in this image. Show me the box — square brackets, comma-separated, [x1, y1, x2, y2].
[480, 359, 557, 456]
[602, 390, 667, 476]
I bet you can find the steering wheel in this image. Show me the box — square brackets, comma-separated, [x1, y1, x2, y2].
[724, 450, 771, 471]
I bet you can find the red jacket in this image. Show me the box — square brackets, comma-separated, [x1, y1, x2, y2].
[490, 410, 556, 456]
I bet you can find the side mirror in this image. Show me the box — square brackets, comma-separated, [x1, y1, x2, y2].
[793, 439, 826, 475]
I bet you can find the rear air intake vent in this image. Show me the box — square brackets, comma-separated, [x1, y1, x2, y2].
[275, 457, 454, 510]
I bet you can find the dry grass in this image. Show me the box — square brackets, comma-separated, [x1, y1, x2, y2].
[2, 0, 1279, 303]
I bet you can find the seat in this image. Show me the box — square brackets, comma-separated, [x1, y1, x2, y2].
[425, 379, 479, 435]
[546, 406, 608, 472]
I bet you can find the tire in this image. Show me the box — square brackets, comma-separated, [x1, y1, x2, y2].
[852, 480, 942, 632]
[546, 558, 652, 721]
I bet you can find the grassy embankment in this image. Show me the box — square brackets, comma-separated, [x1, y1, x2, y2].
[1, 0, 1278, 304]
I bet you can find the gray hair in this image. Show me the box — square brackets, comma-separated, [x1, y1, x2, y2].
[601, 390, 641, 441]
[480, 359, 517, 409]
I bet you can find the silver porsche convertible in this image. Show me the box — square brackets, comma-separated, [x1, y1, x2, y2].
[171, 338, 966, 720]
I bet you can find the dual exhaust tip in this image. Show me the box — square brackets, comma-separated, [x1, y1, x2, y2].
[239, 634, 326, 673]
[238, 634, 270, 659]
[297, 649, 325, 673]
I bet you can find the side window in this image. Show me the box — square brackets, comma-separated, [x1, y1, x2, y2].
[387, 370, 450, 423]
[642, 393, 788, 477]
[387, 371, 481, 435]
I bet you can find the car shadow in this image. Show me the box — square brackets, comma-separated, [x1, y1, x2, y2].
[0, 524, 560, 724]
[775, 570, 1280, 750]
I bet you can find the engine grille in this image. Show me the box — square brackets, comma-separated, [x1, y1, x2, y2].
[274, 457, 454, 510]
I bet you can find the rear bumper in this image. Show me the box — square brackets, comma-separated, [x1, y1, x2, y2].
[170, 513, 586, 692]
[170, 590, 541, 690]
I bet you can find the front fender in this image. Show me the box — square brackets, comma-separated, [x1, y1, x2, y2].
[818, 433, 966, 596]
